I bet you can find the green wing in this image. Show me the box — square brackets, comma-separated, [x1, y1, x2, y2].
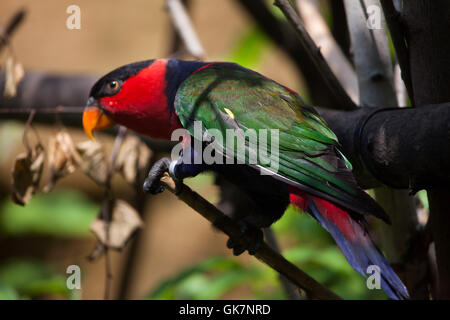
[174, 63, 387, 221]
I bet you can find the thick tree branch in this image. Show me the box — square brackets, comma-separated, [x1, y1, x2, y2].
[403, 0, 450, 299]
[159, 173, 340, 300]
[317, 105, 450, 190]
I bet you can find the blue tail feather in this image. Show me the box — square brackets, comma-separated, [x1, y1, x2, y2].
[308, 197, 409, 300]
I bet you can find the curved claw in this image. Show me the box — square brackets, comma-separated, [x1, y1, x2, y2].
[143, 158, 172, 195]
[144, 157, 185, 195]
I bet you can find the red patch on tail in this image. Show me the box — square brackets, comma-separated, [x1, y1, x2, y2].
[288, 186, 308, 210]
[288, 186, 356, 240]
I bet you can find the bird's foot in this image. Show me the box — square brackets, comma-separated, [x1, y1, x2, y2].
[143, 157, 183, 195]
[226, 221, 263, 256]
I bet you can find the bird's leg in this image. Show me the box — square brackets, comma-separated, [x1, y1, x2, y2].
[143, 157, 182, 194]
[224, 220, 264, 256]
[143, 154, 208, 195]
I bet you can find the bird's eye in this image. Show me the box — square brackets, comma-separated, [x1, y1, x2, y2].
[106, 80, 120, 93]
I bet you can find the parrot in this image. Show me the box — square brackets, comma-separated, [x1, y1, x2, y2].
[82, 59, 409, 299]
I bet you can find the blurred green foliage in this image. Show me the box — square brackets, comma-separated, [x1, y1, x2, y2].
[148, 257, 269, 300]
[0, 190, 99, 237]
[227, 27, 270, 71]
[0, 259, 73, 299]
[0, 190, 98, 299]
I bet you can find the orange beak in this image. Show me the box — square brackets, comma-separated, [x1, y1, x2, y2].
[82, 100, 116, 140]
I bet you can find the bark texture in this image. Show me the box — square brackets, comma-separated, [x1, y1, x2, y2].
[403, 0, 450, 299]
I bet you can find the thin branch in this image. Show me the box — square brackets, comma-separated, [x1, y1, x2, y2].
[296, 0, 359, 103]
[274, 0, 358, 109]
[165, 0, 205, 59]
[380, 0, 414, 106]
[101, 126, 128, 300]
[159, 173, 341, 300]
[0, 8, 27, 52]
[117, 153, 156, 299]
[167, 0, 191, 56]
[100, 196, 113, 300]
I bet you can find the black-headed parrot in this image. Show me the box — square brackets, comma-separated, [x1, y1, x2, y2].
[82, 59, 408, 299]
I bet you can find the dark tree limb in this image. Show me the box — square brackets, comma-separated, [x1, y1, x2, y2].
[403, 0, 450, 299]
[379, 0, 414, 106]
[329, 0, 351, 61]
[317, 105, 450, 190]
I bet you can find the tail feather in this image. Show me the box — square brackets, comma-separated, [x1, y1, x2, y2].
[290, 188, 409, 299]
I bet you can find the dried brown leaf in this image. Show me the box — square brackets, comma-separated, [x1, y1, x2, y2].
[115, 135, 152, 185]
[76, 140, 108, 185]
[11, 144, 44, 205]
[90, 199, 143, 250]
[44, 131, 81, 191]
